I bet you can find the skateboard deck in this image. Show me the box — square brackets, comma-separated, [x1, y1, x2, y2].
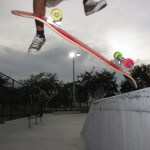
[11, 10, 138, 89]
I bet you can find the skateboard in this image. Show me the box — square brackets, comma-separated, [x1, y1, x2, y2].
[11, 9, 138, 89]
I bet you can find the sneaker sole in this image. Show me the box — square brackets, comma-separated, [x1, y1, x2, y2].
[85, 0, 107, 16]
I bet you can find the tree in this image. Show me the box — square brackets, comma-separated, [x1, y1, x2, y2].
[76, 68, 95, 103]
[131, 64, 150, 88]
[21, 72, 63, 100]
[76, 68, 118, 103]
[51, 83, 73, 109]
[120, 64, 150, 93]
[94, 69, 118, 97]
[0, 75, 8, 87]
[0, 75, 9, 104]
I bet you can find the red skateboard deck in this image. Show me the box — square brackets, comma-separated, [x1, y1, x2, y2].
[11, 10, 138, 89]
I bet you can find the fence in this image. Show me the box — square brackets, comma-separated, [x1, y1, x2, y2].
[0, 72, 27, 124]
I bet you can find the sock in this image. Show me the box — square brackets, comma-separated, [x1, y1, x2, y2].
[83, 0, 88, 3]
[37, 31, 45, 38]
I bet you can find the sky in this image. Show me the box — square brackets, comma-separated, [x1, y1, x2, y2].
[0, 0, 150, 83]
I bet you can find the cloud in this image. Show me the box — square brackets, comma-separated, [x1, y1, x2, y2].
[0, 0, 150, 83]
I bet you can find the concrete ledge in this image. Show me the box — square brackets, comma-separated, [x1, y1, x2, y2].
[81, 88, 150, 150]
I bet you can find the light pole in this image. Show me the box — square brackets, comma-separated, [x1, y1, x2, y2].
[69, 52, 81, 107]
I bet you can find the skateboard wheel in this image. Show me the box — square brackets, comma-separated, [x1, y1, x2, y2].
[51, 8, 62, 22]
[124, 59, 134, 68]
[114, 52, 122, 59]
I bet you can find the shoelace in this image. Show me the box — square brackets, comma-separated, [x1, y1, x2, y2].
[86, 1, 98, 6]
[31, 36, 44, 48]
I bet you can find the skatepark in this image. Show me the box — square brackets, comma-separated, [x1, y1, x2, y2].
[1, 1, 150, 150]
[1, 87, 150, 150]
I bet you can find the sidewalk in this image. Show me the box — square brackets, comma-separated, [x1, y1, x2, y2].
[0, 113, 87, 150]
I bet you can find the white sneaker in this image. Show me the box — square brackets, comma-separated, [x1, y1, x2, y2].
[28, 34, 46, 54]
[83, 0, 107, 16]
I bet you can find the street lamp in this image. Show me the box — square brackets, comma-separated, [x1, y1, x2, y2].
[69, 52, 81, 107]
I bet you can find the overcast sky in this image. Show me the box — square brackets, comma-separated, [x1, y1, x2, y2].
[0, 0, 150, 83]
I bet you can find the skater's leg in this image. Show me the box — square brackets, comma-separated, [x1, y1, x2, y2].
[29, 0, 64, 53]
[33, 0, 46, 32]
[28, 0, 46, 54]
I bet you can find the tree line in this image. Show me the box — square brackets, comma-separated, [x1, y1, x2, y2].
[0, 64, 149, 108]
[22, 64, 150, 107]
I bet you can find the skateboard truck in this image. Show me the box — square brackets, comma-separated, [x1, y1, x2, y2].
[47, 8, 62, 27]
[113, 52, 134, 69]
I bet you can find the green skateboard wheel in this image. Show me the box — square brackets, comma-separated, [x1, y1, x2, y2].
[114, 52, 122, 59]
[51, 8, 63, 22]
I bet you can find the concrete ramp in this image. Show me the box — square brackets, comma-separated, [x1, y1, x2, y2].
[81, 88, 150, 150]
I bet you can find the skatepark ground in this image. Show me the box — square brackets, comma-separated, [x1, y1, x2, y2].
[0, 113, 87, 150]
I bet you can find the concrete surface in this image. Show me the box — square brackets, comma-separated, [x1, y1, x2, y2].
[0, 113, 87, 150]
[81, 87, 150, 150]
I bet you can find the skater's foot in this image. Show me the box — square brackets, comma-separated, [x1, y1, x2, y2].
[83, 0, 107, 16]
[28, 34, 46, 54]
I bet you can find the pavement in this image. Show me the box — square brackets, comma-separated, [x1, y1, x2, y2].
[0, 113, 88, 150]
